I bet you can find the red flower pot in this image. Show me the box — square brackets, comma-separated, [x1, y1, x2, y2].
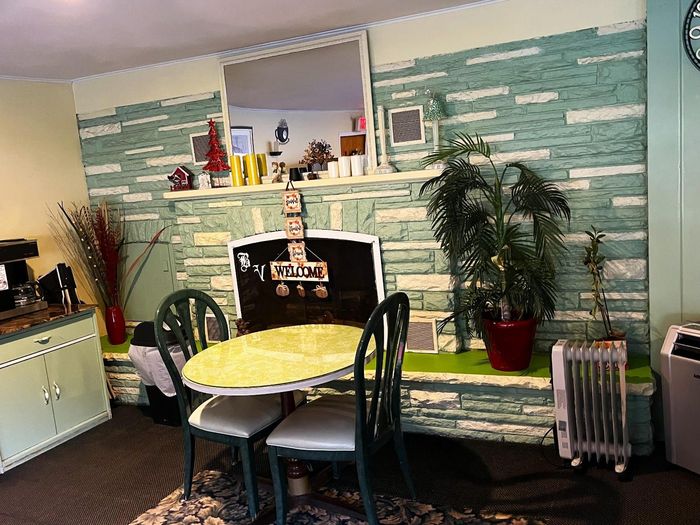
[106, 305, 127, 345]
[482, 317, 538, 371]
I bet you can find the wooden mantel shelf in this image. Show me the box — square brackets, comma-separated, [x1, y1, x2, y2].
[163, 169, 442, 200]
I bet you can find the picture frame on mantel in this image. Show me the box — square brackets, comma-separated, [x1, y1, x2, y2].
[230, 126, 254, 156]
[189, 132, 209, 166]
[388, 105, 426, 147]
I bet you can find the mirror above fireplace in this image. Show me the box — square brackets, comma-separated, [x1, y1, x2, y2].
[220, 31, 376, 176]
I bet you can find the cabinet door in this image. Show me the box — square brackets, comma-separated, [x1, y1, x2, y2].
[0, 357, 57, 460]
[121, 241, 176, 322]
[44, 337, 108, 435]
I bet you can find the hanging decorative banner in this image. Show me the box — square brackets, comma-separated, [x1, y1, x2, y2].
[283, 190, 302, 214]
[285, 217, 305, 239]
[270, 261, 329, 282]
[272, 181, 331, 296]
[287, 241, 307, 262]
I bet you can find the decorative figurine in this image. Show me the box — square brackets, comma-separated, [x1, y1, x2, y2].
[167, 165, 195, 191]
[198, 172, 211, 190]
[313, 284, 328, 299]
[276, 282, 290, 297]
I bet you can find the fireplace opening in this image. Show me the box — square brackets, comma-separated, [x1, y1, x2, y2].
[228, 230, 384, 332]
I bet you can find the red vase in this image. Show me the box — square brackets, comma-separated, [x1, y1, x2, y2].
[105, 305, 127, 345]
[483, 318, 538, 371]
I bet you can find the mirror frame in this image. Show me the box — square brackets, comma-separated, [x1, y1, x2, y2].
[218, 30, 376, 173]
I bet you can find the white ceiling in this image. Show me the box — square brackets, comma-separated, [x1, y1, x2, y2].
[0, 0, 485, 81]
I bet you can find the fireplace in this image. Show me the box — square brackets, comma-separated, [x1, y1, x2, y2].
[228, 230, 384, 332]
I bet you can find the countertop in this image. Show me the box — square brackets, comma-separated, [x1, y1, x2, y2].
[0, 304, 97, 338]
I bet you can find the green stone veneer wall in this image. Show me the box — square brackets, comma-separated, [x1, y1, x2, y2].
[78, 22, 648, 356]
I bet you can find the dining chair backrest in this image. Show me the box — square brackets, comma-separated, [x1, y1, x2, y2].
[353, 292, 410, 452]
[154, 289, 230, 422]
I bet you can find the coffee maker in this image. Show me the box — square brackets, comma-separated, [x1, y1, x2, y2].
[0, 239, 49, 321]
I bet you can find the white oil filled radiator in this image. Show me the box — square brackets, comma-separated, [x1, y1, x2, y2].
[551, 340, 631, 473]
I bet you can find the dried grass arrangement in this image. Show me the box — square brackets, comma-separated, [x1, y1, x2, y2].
[49, 202, 124, 310]
[49, 201, 166, 312]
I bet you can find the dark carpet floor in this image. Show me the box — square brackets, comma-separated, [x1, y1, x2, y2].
[0, 405, 698, 525]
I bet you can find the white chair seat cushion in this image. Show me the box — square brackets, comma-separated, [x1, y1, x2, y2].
[266, 395, 356, 452]
[189, 391, 305, 438]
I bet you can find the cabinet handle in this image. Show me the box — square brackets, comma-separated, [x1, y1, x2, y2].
[42, 386, 50, 405]
[53, 382, 61, 401]
[34, 336, 51, 344]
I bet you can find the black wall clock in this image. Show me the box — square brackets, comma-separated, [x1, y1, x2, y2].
[684, 1, 700, 70]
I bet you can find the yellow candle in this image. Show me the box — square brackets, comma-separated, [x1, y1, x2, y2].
[244, 153, 261, 185]
[256, 153, 268, 177]
[230, 155, 245, 187]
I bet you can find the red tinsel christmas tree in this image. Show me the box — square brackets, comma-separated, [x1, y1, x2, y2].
[203, 119, 230, 172]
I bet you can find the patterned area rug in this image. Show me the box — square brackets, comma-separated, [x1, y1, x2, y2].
[130, 470, 544, 525]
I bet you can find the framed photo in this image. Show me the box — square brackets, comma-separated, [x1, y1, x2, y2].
[285, 217, 305, 239]
[189, 132, 210, 166]
[388, 105, 425, 147]
[230, 126, 254, 156]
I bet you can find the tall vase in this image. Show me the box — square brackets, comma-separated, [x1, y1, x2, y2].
[106, 305, 127, 345]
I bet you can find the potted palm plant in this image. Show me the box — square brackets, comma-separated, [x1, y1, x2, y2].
[420, 133, 570, 371]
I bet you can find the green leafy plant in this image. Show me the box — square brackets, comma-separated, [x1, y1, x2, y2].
[583, 226, 625, 340]
[419, 132, 570, 339]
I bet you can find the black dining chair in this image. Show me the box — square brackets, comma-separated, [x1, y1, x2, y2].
[265, 292, 416, 525]
[154, 289, 303, 518]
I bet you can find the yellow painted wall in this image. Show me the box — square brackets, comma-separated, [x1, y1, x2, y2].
[72, 0, 646, 114]
[0, 80, 87, 278]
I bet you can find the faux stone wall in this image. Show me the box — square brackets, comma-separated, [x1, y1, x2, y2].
[310, 372, 654, 455]
[104, 351, 654, 454]
[370, 21, 649, 353]
[78, 21, 648, 355]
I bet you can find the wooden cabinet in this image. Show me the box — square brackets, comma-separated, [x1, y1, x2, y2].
[0, 310, 111, 472]
[340, 132, 366, 156]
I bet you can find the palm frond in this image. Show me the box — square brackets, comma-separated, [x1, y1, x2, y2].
[420, 131, 491, 167]
[418, 131, 570, 337]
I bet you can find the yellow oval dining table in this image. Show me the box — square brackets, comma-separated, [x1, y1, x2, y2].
[181, 323, 365, 397]
[181, 323, 372, 523]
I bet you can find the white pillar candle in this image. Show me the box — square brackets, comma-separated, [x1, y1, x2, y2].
[351, 155, 366, 176]
[339, 156, 352, 177]
[327, 160, 340, 178]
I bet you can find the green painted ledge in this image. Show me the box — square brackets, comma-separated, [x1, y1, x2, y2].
[101, 335, 652, 384]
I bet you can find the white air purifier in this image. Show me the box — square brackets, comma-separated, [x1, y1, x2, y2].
[660, 323, 700, 475]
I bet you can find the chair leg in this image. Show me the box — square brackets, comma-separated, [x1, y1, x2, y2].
[183, 433, 196, 500]
[393, 429, 416, 499]
[268, 446, 288, 525]
[239, 440, 259, 518]
[356, 455, 378, 525]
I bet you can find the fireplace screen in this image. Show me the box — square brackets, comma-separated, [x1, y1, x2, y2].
[228, 230, 384, 332]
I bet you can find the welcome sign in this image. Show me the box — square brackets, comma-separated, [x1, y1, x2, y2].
[270, 261, 329, 282]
